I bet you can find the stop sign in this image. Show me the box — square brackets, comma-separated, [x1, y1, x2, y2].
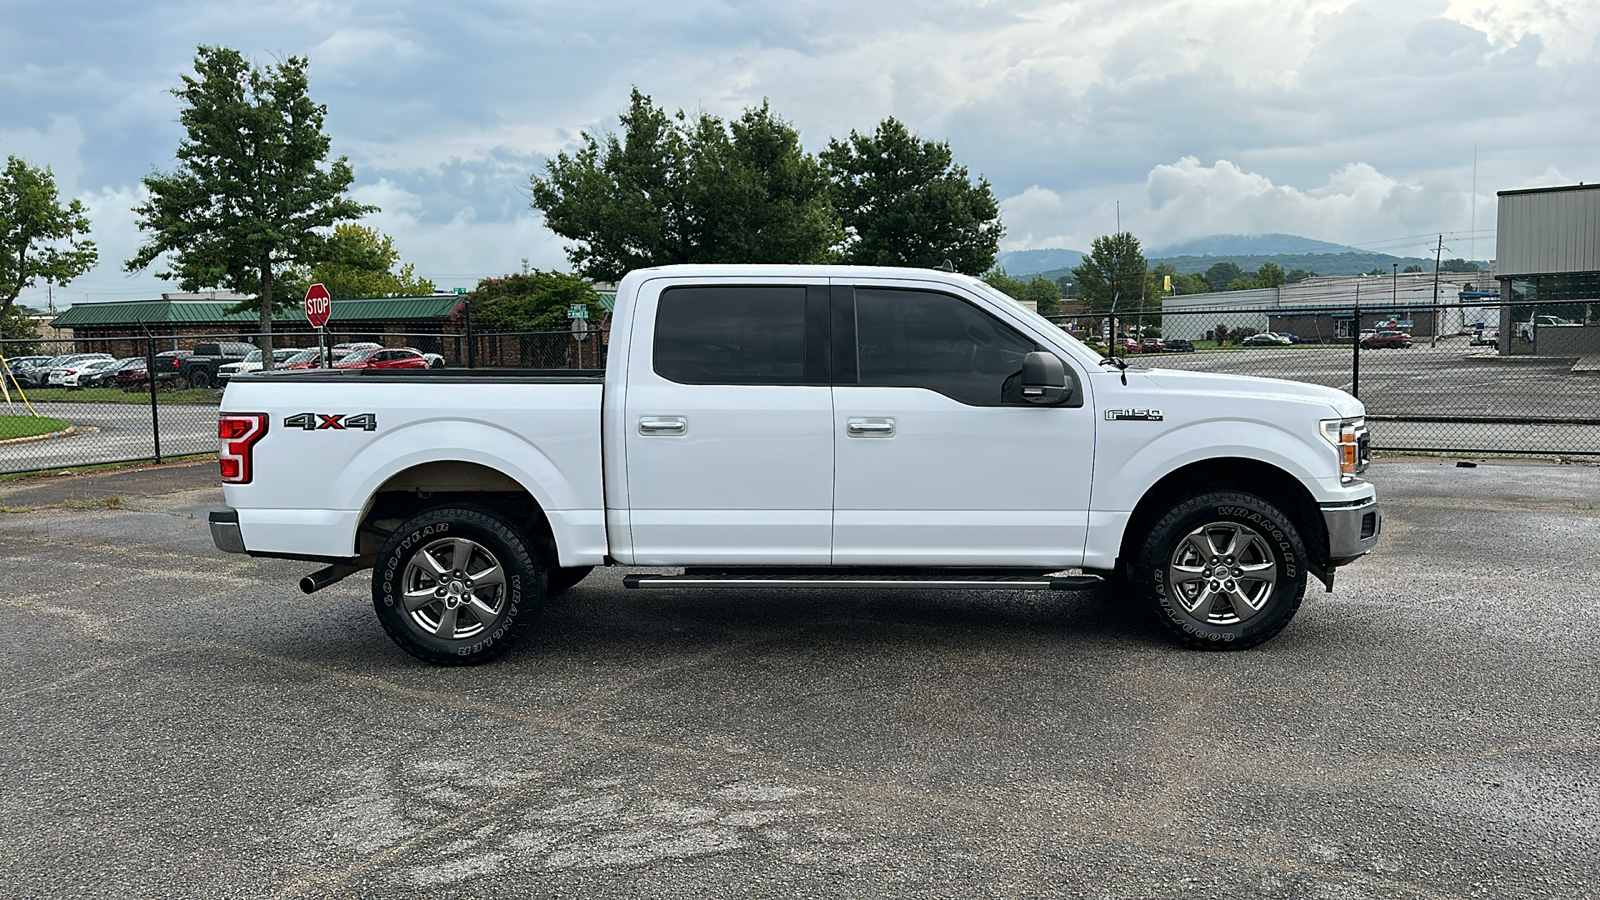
[304, 283, 331, 328]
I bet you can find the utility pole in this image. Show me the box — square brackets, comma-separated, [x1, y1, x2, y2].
[1431, 234, 1445, 348]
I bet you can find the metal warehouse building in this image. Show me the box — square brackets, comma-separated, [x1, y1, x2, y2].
[1496, 183, 1600, 355]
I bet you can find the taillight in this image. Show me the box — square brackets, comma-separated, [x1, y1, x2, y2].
[172, 358, 182, 368]
[218, 413, 268, 483]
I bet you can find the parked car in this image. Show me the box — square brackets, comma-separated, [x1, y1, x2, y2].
[3, 355, 52, 386]
[1241, 332, 1292, 347]
[177, 341, 256, 389]
[218, 347, 305, 383]
[1165, 339, 1196, 352]
[19, 353, 110, 388]
[422, 353, 446, 369]
[1139, 338, 1166, 352]
[1361, 331, 1413, 349]
[65, 358, 134, 389]
[116, 350, 194, 390]
[279, 348, 327, 370]
[331, 342, 383, 360]
[1468, 324, 1500, 348]
[45, 354, 115, 387]
[1515, 315, 1577, 344]
[332, 347, 431, 370]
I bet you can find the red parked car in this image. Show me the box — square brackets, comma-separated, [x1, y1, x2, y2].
[331, 347, 431, 370]
[1361, 331, 1413, 349]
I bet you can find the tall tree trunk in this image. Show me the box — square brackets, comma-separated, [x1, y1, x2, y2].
[259, 259, 275, 369]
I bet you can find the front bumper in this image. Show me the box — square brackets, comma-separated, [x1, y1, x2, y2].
[209, 509, 246, 554]
[1321, 495, 1381, 565]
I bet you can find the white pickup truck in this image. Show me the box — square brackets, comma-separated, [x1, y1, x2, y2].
[211, 264, 1380, 664]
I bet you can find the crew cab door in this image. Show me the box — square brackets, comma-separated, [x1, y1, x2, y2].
[829, 280, 1094, 567]
[622, 278, 834, 565]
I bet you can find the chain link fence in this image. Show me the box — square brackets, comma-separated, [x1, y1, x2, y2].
[2, 327, 605, 476]
[7, 297, 1597, 474]
[1053, 297, 1600, 455]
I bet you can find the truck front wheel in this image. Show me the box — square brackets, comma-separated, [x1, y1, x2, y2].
[1133, 491, 1308, 650]
[188, 369, 210, 390]
[372, 507, 544, 665]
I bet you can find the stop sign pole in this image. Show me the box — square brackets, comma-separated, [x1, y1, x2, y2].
[304, 283, 331, 369]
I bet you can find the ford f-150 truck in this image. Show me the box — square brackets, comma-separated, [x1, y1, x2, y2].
[210, 264, 1380, 665]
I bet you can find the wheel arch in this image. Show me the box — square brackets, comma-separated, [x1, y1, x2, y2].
[1116, 457, 1329, 574]
[355, 460, 559, 566]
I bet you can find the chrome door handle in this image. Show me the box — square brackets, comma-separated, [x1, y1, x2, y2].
[639, 416, 687, 436]
[846, 417, 895, 437]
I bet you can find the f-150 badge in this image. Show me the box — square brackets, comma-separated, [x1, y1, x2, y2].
[1105, 409, 1163, 421]
[284, 412, 378, 431]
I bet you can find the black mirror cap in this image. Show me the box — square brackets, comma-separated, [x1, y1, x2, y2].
[1021, 351, 1070, 404]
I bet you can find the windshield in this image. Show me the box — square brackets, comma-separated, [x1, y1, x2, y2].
[285, 349, 319, 364]
[341, 349, 376, 363]
[242, 350, 263, 362]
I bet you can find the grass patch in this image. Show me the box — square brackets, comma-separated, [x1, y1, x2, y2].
[0, 415, 70, 440]
[61, 495, 127, 510]
[21, 387, 221, 404]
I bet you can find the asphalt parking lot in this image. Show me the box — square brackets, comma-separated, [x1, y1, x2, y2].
[2, 458, 1597, 899]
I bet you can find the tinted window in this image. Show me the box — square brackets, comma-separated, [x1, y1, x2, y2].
[654, 286, 807, 385]
[852, 288, 1038, 406]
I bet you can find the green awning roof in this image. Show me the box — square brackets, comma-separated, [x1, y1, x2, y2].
[51, 296, 465, 328]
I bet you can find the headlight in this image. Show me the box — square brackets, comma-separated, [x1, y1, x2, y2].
[1319, 417, 1367, 479]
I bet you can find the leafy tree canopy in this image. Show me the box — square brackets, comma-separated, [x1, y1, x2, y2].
[469, 270, 601, 332]
[1204, 261, 1242, 292]
[1439, 258, 1482, 273]
[1286, 268, 1317, 284]
[983, 267, 1062, 315]
[1072, 232, 1148, 314]
[1, 156, 98, 316]
[821, 117, 1002, 274]
[280, 224, 434, 300]
[1402, 264, 1424, 274]
[125, 45, 374, 365]
[531, 89, 838, 281]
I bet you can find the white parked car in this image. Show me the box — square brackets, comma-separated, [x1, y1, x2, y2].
[212, 264, 1381, 664]
[45, 354, 113, 387]
[1515, 315, 1577, 344]
[218, 348, 304, 383]
[60, 358, 120, 389]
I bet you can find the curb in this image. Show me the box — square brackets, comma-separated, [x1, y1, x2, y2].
[0, 424, 85, 446]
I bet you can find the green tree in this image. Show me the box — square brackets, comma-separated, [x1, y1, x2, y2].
[1071, 232, 1148, 314]
[469, 270, 600, 332]
[1286, 268, 1316, 284]
[531, 89, 837, 281]
[1204, 261, 1242, 292]
[280, 224, 434, 300]
[126, 46, 374, 367]
[1439, 258, 1482, 273]
[1, 156, 98, 319]
[1255, 262, 1287, 288]
[821, 117, 1002, 273]
[1402, 264, 1423, 274]
[983, 268, 1062, 314]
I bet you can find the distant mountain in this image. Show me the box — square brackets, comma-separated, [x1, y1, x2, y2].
[1151, 251, 1438, 278]
[993, 248, 1085, 276]
[1151, 233, 1358, 256]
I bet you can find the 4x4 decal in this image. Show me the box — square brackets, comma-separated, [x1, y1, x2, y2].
[284, 412, 378, 432]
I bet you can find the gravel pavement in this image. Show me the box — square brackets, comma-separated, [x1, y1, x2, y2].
[1, 458, 1597, 899]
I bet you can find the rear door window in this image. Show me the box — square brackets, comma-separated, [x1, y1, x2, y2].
[654, 286, 808, 385]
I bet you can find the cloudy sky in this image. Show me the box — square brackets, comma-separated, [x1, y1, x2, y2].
[3, 0, 1596, 307]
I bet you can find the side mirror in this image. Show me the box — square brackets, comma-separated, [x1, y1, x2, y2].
[1020, 351, 1070, 405]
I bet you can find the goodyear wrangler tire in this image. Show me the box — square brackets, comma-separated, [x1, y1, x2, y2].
[1134, 491, 1308, 650]
[372, 507, 544, 666]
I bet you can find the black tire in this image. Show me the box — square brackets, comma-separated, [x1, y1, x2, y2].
[372, 506, 544, 666]
[1132, 491, 1308, 650]
[545, 565, 593, 595]
[188, 369, 210, 390]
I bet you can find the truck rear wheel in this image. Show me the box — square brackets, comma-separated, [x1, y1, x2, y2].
[372, 507, 544, 665]
[189, 369, 210, 390]
[1133, 491, 1307, 650]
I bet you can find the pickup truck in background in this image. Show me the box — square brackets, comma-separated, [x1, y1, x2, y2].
[178, 341, 255, 390]
[211, 264, 1381, 665]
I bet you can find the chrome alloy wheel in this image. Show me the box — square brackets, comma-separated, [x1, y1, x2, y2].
[1166, 521, 1278, 625]
[401, 537, 507, 640]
